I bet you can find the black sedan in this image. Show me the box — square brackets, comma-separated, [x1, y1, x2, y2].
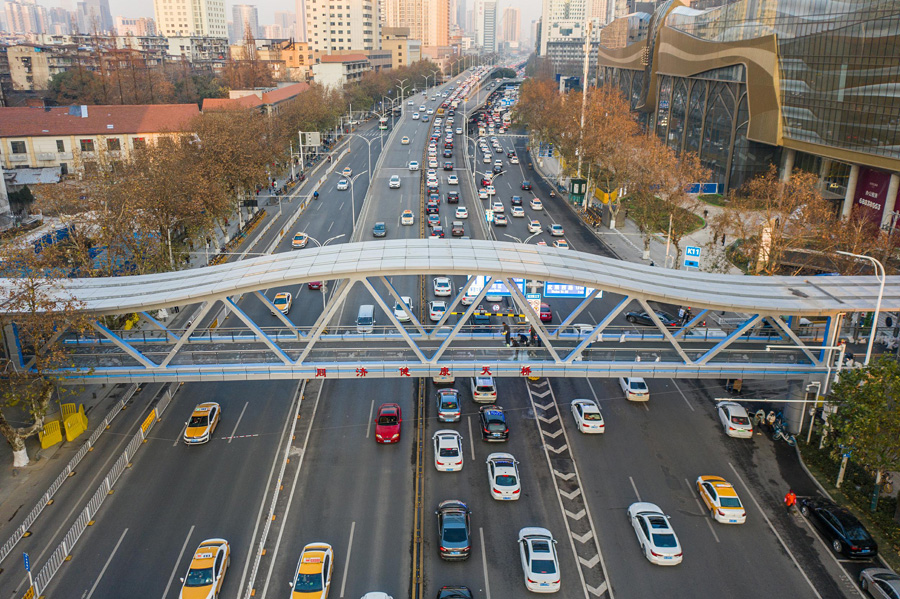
[798, 497, 878, 559]
[521, 180, 532, 190]
[437, 587, 473, 599]
[625, 310, 678, 327]
[479, 405, 509, 441]
[436, 500, 471, 560]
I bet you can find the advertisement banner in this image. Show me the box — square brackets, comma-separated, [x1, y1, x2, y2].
[853, 168, 893, 223]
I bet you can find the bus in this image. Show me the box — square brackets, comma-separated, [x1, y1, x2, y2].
[379, 117, 388, 130]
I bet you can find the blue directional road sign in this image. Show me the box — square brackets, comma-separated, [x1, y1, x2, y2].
[684, 246, 701, 269]
[23, 552, 30, 572]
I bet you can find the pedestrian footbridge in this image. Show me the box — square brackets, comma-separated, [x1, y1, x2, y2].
[3, 240, 896, 383]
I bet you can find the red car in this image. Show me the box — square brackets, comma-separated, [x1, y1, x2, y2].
[540, 303, 552, 323]
[308, 281, 322, 290]
[375, 403, 402, 444]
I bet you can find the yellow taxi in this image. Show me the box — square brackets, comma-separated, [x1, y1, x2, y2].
[273, 292, 292, 315]
[292, 232, 309, 249]
[179, 538, 230, 599]
[290, 542, 334, 598]
[183, 402, 221, 444]
[696, 475, 746, 524]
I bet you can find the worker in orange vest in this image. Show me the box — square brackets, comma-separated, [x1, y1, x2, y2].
[784, 489, 797, 510]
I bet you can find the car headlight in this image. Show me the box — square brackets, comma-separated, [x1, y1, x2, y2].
[391, 433, 400, 439]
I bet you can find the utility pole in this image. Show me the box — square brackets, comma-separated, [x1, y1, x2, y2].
[576, 18, 592, 180]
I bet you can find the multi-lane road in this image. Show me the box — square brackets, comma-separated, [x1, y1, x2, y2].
[14, 69, 869, 599]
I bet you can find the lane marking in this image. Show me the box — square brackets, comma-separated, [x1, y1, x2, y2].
[684, 478, 720, 543]
[629, 476, 641, 502]
[86, 528, 128, 599]
[671, 380, 695, 412]
[328, 220, 334, 232]
[467, 415, 476, 461]
[339, 521, 356, 598]
[728, 462, 823, 599]
[479, 527, 492, 599]
[585, 379, 602, 404]
[161, 525, 194, 599]
[173, 421, 188, 446]
[227, 401, 249, 444]
[587, 311, 596, 322]
[366, 399, 375, 439]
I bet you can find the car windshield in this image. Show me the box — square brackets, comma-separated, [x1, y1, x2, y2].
[495, 474, 517, 486]
[631, 381, 648, 391]
[439, 446, 459, 457]
[652, 533, 678, 548]
[185, 566, 214, 587]
[294, 573, 323, 592]
[731, 415, 750, 425]
[583, 413, 603, 421]
[531, 559, 557, 574]
[720, 497, 742, 508]
[188, 415, 209, 427]
[378, 415, 397, 425]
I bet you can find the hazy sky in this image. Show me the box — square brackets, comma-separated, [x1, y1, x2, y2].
[52, 0, 542, 33]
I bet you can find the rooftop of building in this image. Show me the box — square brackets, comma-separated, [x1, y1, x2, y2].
[0, 104, 200, 137]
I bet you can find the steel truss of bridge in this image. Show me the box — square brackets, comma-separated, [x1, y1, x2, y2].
[4, 240, 897, 383]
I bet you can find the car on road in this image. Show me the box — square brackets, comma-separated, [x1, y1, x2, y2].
[493, 160, 503, 173]
[389, 175, 401, 189]
[341, 167, 352, 177]
[530, 198, 543, 210]
[427, 214, 441, 228]
[486, 453, 521, 500]
[620, 377, 650, 401]
[491, 200, 504, 213]
[179, 538, 230, 598]
[290, 542, 334, 598]
[428, 158, 438, 169]
[798, 497, 878, 559]
[571, 399, 605, 433]
[471, 376, 497, 403]
[553, 240, 569, 250]
[373, 222, 386, 237]
[444, 162, 454, 171]
[627, 502, 683, 565]
[479, 405, 508, 441]
[493, 214, 508, 226]
[511, 206, 525, 218]
[511, 195, 523, 206]
[483, 155, 492, 164]
[696, 476, 746, 524]
[521, 180, 533, 190]
[859, 569, 900, 598]
[451, 221, 465, 237]
[272, 292, 292, 315]
[336, 178, 349, 190]
[436, 586, 472, 599]
[183, 402, 220, 444]
[431, 226, 445, 239]
[436, 500, 471, 560]
[447, 174, 459, 185]
[292, 232, 309, 249]
[456, 127, 463, 135]
[413, 112, 420, 120]
[447, 191, 460, 203]
[517, 528, 560, 592]
[427, 108, 434, 115]
[393, 296, 413, 322]
[401, 210, 414, 225]
[625, 310, 678, 327]
[716, 401, 754, 438]
[374, 403, 402, 444]
[548, 224, 564, 236]
[539, 303, 552, 322]
[528, 219, 542, 233]
[478, 189, 489, 200]
[419, 104, 427, 110]
[307, 281, 322, 290]
[433, 430, 464, 471]
[407, 100, 414, 105]
[436, 388, 461, 422]
[510, 155, 519, 164]
[401, 136, 410, 145]
[455, 207, 468, 219]
[409, 160, 419, 171]
[486, 185, 496, 196]
[433, 277, 452, 296]
[429, 300, 447, 322]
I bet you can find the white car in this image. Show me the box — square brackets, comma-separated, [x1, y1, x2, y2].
[362, 592, 394, 599]
[336, 178, 349, 190]
[413, 112, 420, 120]
[518, 528, 561, 593]
[486, 452, 520, 500]
[528, 219, 542, 233]
[456, 206, 468, 219]
[426, 108, 434, 115]
[456, 127, 463, 134]
[389, 175, 401, 189]
[460, 288, 477, 306]
[428, 158, 438, 169]
[478, 189, 489, 200]
[401, 136, 410, 145]
[510, 156, 519, 164]
[407, 100, 414, 105]
[419, 104, 427, 111]
[448, 174, 459, 185]
[571, 399, 605, 433]
[409, 161, 420, 171]
[433, 277, 452, 296]
[483, 155, 492, 164]
[553, 240, 569, 250]
[433, 430, 464, 471]
[429, 300, 447, 322]
[549, 224, 564, 236]
[627, 502, 683, 565]
[717, 401, 754, 438]
[620, 377, 650, 401]
[531, 198, 544, 210]
[491, 201, 504, 213]
[393, 296, 413, 322]
[510, 206, 525, 218]
[486, 185, 496, 196]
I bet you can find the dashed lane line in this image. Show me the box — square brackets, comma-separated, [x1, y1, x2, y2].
[161, 526, 194, 599]
[684, 478, 720, 543]
[227, 401, 248, 444]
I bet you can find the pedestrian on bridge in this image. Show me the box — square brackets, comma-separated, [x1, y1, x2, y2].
[503, 322, 511, 346]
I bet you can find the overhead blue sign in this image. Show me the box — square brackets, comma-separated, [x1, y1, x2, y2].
[543, 283, 597, 299]
[23, 552, 30, 573]
[687, 182, 720, 194]
[469, 276, 525, 297]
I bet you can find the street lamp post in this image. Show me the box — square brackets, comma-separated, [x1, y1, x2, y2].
[397, 78, 409, 106]
[503, 232, 542, 245]
[307, 234, 347, 311]
[348, 171, 368, 230]
[346, 133, 377, 178]
[836, 251, 885, 365]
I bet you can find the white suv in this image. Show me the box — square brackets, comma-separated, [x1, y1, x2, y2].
[470, 376, 497, 403]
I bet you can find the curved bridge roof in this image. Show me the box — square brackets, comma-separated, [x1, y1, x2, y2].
[6, 240, 896, 316]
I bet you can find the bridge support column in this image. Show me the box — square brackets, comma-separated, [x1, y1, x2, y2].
[782, 379, 806, 435]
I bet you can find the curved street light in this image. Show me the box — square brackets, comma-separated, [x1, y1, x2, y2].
[836, 250, 885, 365]
[306, 234, 347, 311]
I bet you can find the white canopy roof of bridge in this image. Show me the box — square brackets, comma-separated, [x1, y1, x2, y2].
[4, 240, 896, 316]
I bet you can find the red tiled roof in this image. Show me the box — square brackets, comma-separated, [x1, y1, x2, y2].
[0, 104, 200, 138]
[261, 82, 310, 104]
[201, 95, 263, 111]
[320, 54, 368, 63]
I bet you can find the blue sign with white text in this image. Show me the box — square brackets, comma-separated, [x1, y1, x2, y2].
[543, 283, 596, 298]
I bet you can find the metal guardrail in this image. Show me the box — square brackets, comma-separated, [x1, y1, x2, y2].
[31, 382, 178, 595]
[0, 383, 138, 567]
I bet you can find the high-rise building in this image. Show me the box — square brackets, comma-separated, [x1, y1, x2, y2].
[75, 0, 112, 33]
[115, 16, 157, 36]
[455, 0, 465, 30]
[382, 0, 424, 44]
[501, 6, 520, 44]
[232, 4, 259, 42]
[153, 0, 227, 38]
[47, 7, 72, 34]
[274, 11, 296, 39]
[475, 0, 496, 52]
[424, 0, 450, 46]
[304, 0, 381, 55]
[5, 0, 47, 34]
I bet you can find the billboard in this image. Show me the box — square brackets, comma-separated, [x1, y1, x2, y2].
[853, 168, 893, 224]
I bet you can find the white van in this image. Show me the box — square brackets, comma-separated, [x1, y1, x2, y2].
[357, 305, 375, 333]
